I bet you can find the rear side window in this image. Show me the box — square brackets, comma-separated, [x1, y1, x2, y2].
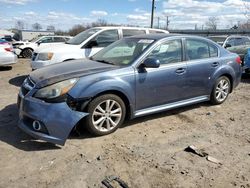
[209, 44, 218, 57]
[38, 37, 53, 43]
[122, 29, 146, 37]
[186, 39, 210, 60]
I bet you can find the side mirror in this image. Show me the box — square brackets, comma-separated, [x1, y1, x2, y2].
[86, 40, 98, 48]
[36, 41, 41, 46]
[225, 43, 231, 48]
[143, 58, 160, 68]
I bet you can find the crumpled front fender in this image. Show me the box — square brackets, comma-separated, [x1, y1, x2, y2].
[18, 96, 88, 145]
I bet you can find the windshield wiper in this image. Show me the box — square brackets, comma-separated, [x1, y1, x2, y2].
[95, 59, 115, 65]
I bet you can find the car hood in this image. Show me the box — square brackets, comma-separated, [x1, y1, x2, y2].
[30, 59, 117, 88]
[35, 43, 79, 53]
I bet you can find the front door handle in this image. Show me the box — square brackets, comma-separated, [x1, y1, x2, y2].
[212, 62, 219, 67]
[175, 68, 186, 74]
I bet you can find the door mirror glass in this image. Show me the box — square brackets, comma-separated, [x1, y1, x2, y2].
[143, 58, 160, 68]
[225, 43, 231, 48]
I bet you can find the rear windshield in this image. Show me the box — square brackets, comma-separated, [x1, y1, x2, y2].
[66, 28, 101, 45]
[209, 37, 227, 43]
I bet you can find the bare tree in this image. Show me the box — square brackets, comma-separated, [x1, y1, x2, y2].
[241, 2, 250, 29]
[93, 19, 108, 26]
[68, 24, 86, 36]
[205, 16, 218, 30]
[32, 23, 42, 31]
[15, 20, 25, 30]
[47, 25, 55, 31]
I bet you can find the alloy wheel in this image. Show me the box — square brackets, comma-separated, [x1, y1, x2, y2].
[215, 79, 230, 102]
[92, 99, 122, 132]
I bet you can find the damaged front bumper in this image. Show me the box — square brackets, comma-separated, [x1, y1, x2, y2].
[17, 86, 87, 146]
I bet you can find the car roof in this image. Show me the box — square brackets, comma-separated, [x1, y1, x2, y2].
[209, 35, 249, 38]
[126, 33, 209, 41]
[93, 26, 168, 32]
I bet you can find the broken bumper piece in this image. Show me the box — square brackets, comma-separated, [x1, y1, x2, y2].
[18, 95, 87, 146]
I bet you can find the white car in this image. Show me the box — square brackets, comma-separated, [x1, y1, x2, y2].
[31, 26, 169, 70]
[0, 41, 17, 66]
[13, 35, 72, 58]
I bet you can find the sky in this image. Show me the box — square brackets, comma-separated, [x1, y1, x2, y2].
[0, 0, 250, 31]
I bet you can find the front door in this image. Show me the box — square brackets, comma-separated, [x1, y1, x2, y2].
[135, 39, 188, 111]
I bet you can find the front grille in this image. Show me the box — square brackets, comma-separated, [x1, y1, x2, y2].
[21, 77, 35, 96]
[32, 53, 38, 61]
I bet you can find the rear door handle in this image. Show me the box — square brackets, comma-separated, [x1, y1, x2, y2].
[212, 62, 219, 67]
[175, 68, 186, 74]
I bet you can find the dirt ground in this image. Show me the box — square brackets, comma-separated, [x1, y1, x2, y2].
[0, 59, 250, 188]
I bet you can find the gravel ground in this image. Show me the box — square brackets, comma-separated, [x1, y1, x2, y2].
[0, 59, 250, 188]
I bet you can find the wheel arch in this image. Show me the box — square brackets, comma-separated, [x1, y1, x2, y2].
[210, 66, 236, 94]
[21, 47, 34, 53]
[92, 90, 132, 120]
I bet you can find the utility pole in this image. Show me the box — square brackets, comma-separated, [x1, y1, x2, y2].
[150, 0, 155, 28]
[166, 16, 170, 30]
[157, 17, 160, 29]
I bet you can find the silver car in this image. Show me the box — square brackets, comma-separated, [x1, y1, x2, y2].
[0, 41, 17, 66]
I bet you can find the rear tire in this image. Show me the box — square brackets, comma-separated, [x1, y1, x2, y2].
[210, 76, 231, 105]
[22, 48, 33, 58]
[85, 94, 126, 136]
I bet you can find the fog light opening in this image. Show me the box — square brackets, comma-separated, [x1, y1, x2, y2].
[32, 120, 42, 131]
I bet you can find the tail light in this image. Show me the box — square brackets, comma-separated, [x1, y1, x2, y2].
[4, 47, 13, 52]
[235, 56, 242, 64]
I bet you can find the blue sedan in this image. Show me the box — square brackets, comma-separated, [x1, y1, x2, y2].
[18, 34, 242, 145]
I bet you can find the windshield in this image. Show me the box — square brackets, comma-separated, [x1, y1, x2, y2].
[91, 38, 155, 66]
[66, 28, 101, 45]
[30, 37, 40, 42]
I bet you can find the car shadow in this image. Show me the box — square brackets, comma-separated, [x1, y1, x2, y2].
[9, 75, 28, 87]
[122, 102, 210, 128]
[0, 66, 12, 71]
[0, 104, 60, 151]
[241, 73, 250, 83]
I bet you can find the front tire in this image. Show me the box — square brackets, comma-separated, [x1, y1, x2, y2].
[22, 48, 33, 58]
[85, 94, 126, 136]
[210, 76, 231, 105]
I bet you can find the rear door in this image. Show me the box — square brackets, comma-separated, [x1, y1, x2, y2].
[185, 38, 220, 98]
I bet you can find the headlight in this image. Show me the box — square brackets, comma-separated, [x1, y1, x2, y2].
[34, 78, 78, 99]
[37, 52, 53, 61]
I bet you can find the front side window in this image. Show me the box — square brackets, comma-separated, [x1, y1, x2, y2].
[147, 39, 182, 65]
[186, 39, 209, 60]
[94, 29, 119, 47]
[91, 38, 155, 66]
[38, 37, 53, 43]
[54, 37, 66, 42]
[66, 28, 101, 45]
[122, 29, 146, 37]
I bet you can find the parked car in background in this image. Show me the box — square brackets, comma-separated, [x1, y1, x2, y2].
[209, 35, 250, 62]
[0, 38, 9, 45]
[13, 35, 72, 58]
[0, 41, 17, 66]
[243, 49, 250, 73]
[18, 34, 242, 145]
[31, 26, 169, 70]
